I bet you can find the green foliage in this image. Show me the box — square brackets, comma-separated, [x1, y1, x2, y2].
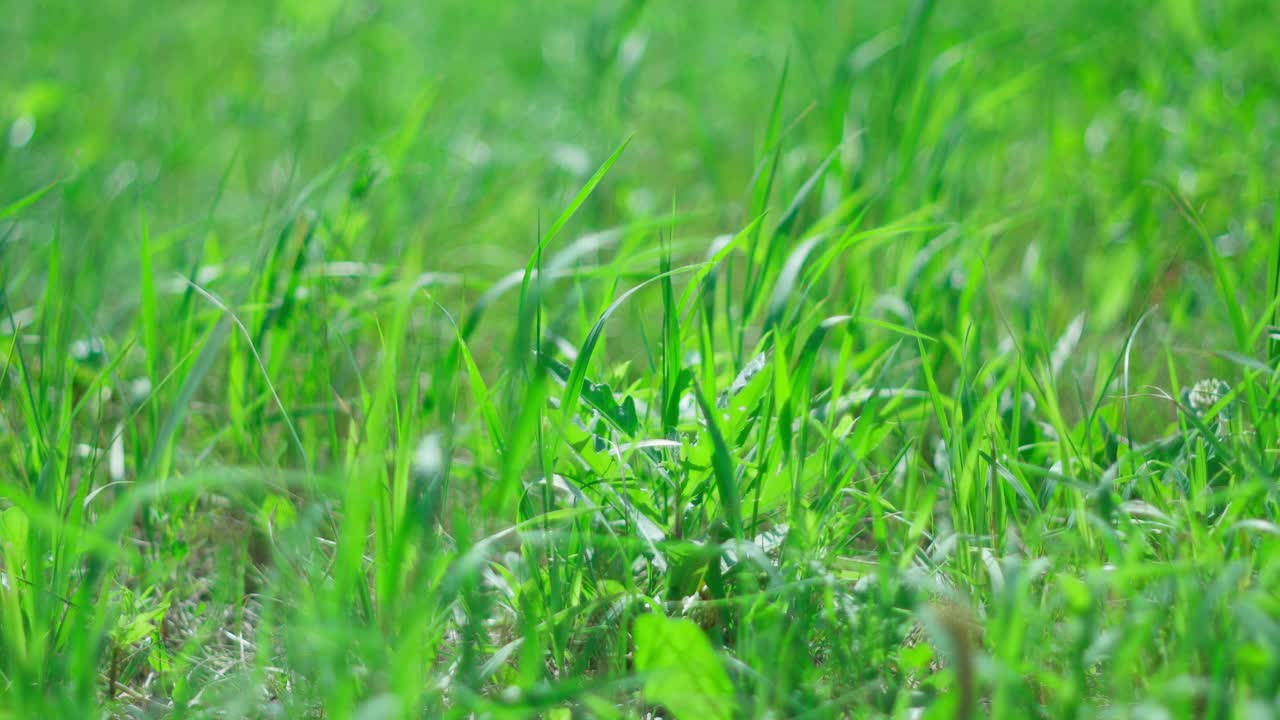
[2, 0, 1280, 717]
[634, 614, 736, 720]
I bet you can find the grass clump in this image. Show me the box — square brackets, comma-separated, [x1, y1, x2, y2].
[2, 0, 1280, 717]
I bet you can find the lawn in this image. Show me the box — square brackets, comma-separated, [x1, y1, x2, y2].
[2, 0, 1280, 717]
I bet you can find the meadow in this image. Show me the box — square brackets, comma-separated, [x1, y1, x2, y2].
[2, 0, 1280, 717]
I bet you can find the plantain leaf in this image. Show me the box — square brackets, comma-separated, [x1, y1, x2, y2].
[634, 614, 736, 720]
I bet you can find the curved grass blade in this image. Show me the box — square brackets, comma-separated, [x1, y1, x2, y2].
[512, 138, 633, 356]
[676, 214, 765, 318]
[560, 266, 696, 436]
[544, 355, 638, 436]
[692, 381, 743, 540]
[0, 181, 58, 221]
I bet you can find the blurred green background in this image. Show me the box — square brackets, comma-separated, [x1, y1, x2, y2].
[5, 0, 1278, 346]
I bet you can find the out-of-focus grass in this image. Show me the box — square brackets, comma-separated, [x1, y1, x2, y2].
[2, 1, 1279, 718]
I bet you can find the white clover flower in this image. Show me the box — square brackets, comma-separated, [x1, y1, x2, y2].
[1184, 378, 1233, 438]
[1188, 378, 1230, 417]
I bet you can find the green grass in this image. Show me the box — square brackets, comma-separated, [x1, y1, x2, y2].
[3, 0, 1280, 717]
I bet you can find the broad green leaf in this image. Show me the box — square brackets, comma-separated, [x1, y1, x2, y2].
[634, 614, 736, 720]
[545, 355, 639, 436]
[113, 593, 171, 647]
